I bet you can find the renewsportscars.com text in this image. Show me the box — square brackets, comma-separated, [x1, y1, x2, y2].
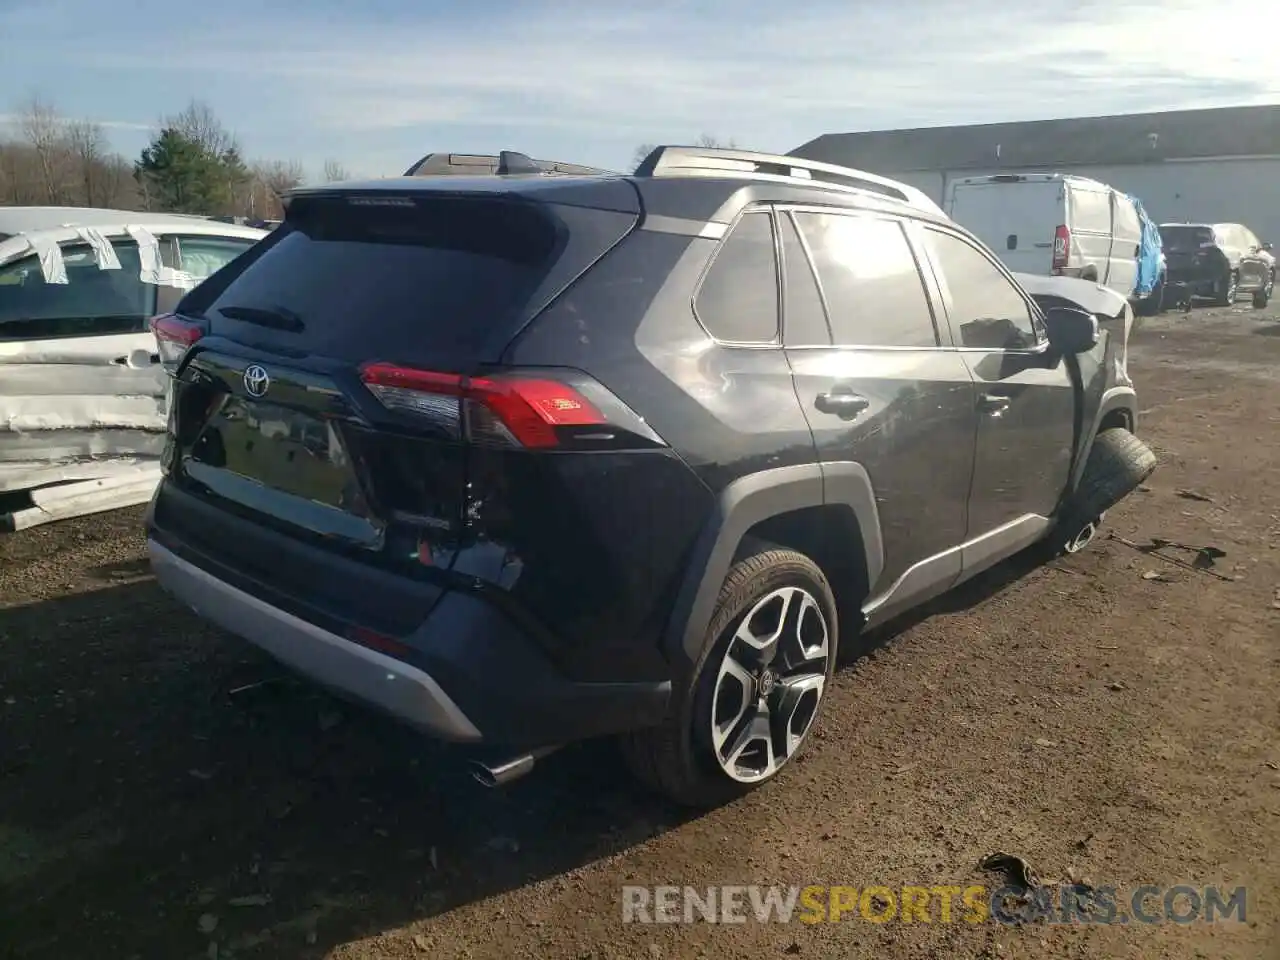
[621, 884, 1247, 926]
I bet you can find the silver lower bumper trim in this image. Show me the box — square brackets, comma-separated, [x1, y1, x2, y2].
[148, 539, 482, 742]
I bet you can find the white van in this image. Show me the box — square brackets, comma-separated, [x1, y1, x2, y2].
[945, 173, 1143, 300]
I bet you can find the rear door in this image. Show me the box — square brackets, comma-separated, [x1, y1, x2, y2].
[1236, 225, 1269, 290]
[0, 235, 166, 492]
[164, 188, 638, 573]
[1106, 192, 1142, 297]
[919, 226, 1075, 545]
[947, 178, 1057, 275]
[781, 207, 977, 606]
[1161, 224, 1217, 286]
[1065, 182, 1114, 282]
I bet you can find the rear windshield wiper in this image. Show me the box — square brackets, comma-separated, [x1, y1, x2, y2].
[213, 304, 305, 332]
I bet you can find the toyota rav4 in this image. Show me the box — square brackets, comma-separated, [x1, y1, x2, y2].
[146, 147, 1155, 808]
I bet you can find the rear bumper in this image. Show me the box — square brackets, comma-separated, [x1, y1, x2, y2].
[150, 540, 483, 740]
[1165, 263, 1221, 292]
[147, 486, 672, 747]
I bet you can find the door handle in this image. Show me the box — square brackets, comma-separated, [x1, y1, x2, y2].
[978, 393, 1011, 415]
[815, 392, 870, 420]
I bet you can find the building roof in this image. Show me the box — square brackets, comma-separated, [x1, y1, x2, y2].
[790, 105, 1280, 173]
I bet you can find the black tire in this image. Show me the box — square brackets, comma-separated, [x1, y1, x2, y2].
[1052, 428, 1157, 555]
[1253, 284, 1270, 309]
[1215, 270, 1238, 306]
[620, 545, 839, 808]
[1135, 275, 1165, 317]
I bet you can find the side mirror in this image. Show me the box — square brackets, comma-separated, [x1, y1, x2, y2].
[1262, 241, 1273, 252]
[1043, 306, 1099, 355]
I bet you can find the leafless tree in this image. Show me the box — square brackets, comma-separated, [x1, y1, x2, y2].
[242, 159, 305, 218]
[18, 94, 72, 204]
[696, 133, 739, 149]
[66, 119, 107, 206]
[322, 158, 349, 182]
[631, 143, 656, 170]
[164, 99, 238, 158]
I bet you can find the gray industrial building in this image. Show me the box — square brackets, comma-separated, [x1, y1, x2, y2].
[791, 105, 1280, 246]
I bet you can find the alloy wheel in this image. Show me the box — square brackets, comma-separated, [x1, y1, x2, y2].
[709, 586, 830, 783]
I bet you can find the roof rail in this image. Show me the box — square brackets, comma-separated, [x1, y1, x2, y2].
[634, 145, 944, 215]
[403, 151, 616, 178]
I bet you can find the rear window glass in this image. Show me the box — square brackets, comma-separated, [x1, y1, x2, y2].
[0, 241, 153, 341]
[1161, 226, 1215, 252]
[186, 195, 558, 359]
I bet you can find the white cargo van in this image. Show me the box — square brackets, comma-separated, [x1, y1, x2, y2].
[946, 173, 1143, 300]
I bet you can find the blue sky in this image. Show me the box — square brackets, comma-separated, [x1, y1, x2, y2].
[1, 0, 1275, 182]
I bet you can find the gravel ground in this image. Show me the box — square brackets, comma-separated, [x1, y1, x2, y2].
[2, 301, 1278, 960]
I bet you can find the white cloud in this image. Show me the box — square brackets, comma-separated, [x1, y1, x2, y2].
[0, 113, 152, 132]
[4, 0, 1276, 170]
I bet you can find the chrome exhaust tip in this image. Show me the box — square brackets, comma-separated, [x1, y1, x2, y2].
[468, 745, 560, 788]
[1065, 520, 1098, 554]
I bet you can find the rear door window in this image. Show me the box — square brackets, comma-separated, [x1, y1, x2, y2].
[0, 240, 154, 341]
[695, 211, 780, 344]
[180, 195, 561, 363]
[793, 212, 938, 348]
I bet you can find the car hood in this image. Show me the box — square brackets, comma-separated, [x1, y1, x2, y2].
[1012, 273, 1129, 318]
[1013, 272, 1132, 390]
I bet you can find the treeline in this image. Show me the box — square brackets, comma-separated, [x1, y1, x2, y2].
[0, 96, 350, 218]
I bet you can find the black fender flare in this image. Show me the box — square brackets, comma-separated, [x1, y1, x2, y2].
[662, 461, 884, 672]
[1069, 385, 1138, 493]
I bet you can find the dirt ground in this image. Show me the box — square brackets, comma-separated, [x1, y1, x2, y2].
[2, 301, 1278, 960]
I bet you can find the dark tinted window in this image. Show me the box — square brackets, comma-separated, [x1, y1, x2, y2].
[183, 195, 559, 360]
[695, 212, 779, 343]
[794, 213, 937, 347]
[926, 229, 1038, 351]
[779, 212, 829, 346]
[1161, 225, 1215, 252]
[0, 241, 153, 341]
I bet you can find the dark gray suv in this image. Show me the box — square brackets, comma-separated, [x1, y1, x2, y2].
[146, 146, 1156, 808]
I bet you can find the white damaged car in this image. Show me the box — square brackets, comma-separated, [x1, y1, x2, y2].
[0, 208, 265, 531]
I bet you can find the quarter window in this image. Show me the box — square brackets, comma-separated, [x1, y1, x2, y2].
[926, 229, 1040, 351]
[694, 212, 780, 344]
[793, 212, 938, 347]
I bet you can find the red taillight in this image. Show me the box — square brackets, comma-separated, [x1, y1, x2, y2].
[358, 362, 607, 449]
[150, 313, 203, 371]
[1051, 225, 1071, 274]
[346, 626, 412, 659]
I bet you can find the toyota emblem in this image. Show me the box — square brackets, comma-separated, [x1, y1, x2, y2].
[243, 364, 270, 398]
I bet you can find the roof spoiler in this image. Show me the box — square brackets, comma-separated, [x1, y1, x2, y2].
[635, 145, 944, 215]
[402, 151, 616, 178]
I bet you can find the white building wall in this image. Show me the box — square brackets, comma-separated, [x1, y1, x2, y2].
[889, 158, 1280, 247]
